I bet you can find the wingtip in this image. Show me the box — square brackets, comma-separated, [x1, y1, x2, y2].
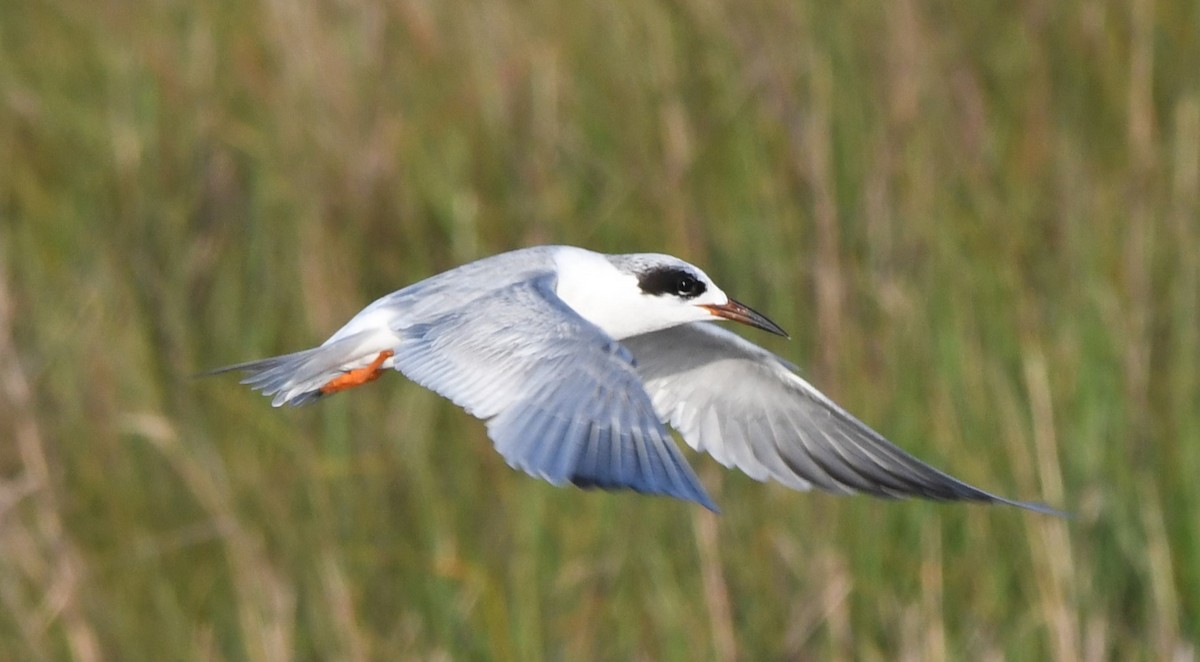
[686, 487, 721, 514]
[1006, 499, 1072, 519]
[698, 498, 722, 514]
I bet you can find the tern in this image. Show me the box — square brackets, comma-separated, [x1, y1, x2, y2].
[209, 246, 1058, 515]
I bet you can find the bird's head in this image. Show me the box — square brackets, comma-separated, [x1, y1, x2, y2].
[553, 248, 788, 340]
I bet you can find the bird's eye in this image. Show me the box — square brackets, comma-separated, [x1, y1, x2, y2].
[676, 275, 699, 296]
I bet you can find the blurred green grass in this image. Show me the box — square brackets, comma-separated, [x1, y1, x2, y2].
[1, 0, 1197, 659]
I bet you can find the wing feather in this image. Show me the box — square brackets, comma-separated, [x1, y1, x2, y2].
[624, 322, 1061, 514]
[390, 273, 717, 511]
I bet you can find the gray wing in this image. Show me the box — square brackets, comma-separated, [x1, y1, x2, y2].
[623, 323, 1060, 515]
[391, 272, 717, 511]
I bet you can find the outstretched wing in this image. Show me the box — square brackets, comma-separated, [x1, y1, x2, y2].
[391, 273, 717, 511]
[623, 322, 1060, 515]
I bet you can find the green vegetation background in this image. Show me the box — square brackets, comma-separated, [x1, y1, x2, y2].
[1, 0, 1197, 659]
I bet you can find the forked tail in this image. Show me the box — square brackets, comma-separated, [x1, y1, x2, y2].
[201, 332, 397, 406]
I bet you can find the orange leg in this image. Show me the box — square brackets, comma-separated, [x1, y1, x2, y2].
[320, 350, 395, 395]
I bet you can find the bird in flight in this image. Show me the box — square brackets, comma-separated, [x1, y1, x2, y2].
[209, 246, 1059, 515]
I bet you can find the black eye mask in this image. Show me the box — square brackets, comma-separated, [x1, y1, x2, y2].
[636, 267, 708, 299]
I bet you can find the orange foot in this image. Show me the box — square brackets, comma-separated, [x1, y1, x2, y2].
[320, 350, 395, 395]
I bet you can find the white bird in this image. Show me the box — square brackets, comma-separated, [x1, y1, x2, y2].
[209, 246, 1059, 515]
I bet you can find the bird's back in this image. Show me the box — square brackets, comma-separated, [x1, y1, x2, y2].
[326, 246, 562, 344]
